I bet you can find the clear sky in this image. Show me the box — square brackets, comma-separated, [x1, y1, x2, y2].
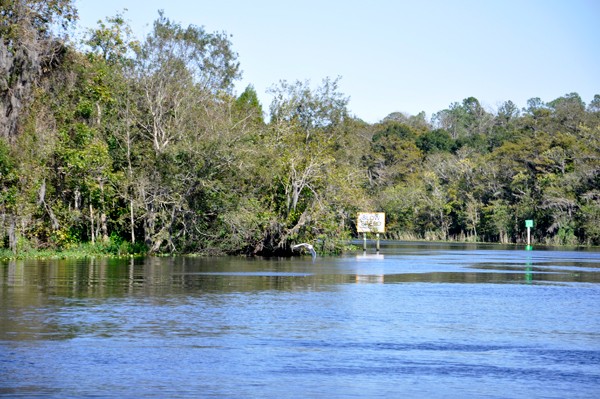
[74, 0, 600, 123]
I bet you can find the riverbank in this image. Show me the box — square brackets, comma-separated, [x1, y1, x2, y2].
[1, 237, 597, 261]
[382, 231, 599, 248]
[0, 240, 146, 261]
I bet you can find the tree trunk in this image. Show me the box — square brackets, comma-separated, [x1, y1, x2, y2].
[130, 199, 135, 244]
[291, 185, 300, 211]
[126, 111, 135, 245]
[96, 102, 102, 126]
[144, 202, 155, 248]
[8, 215, 17, 254]
[90, 203, 95, 245]
[99, 180, 108, 241]
[100, 212, 108, 242]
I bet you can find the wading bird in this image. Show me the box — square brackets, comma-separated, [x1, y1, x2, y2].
[292, 243, 316, 261]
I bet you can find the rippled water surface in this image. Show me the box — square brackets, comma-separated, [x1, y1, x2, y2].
[1, 242, 599, 398]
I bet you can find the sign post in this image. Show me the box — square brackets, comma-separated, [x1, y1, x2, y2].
[525, 219, 533, 250]
[357, 213, 385, 252]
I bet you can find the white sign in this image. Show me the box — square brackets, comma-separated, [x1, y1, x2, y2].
[357, 212, 385, 233]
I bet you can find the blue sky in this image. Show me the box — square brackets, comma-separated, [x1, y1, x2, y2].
[74, 0, 600, 123]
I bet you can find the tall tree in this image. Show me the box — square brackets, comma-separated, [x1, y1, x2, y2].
[132, 11, 240, 153]
[0, 0, 77, 139]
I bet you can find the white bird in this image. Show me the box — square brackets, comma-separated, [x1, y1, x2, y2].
[292, 243, 317, 261]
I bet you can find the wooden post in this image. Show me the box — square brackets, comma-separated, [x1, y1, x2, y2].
[358, 213, 386, 252]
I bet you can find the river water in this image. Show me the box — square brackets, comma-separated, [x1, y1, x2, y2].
[1, 242, 599, 398]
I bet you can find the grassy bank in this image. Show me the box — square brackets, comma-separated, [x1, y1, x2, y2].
[0, 238, 147, 261]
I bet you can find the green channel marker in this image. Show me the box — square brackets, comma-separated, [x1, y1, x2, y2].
[525, 220, 533, 250]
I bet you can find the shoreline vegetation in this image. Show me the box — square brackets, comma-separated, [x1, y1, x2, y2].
[1, 2, 600, 259]
[1, 236, 596, 262]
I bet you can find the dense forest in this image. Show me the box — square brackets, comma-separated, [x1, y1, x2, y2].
[1, 1, 599, 256]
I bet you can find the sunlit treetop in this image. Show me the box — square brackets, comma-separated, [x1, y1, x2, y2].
[0, 0, 78, 45]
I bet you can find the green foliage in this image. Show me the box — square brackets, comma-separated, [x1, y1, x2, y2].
[0, 139, 18, 203]
[140, 10, 241, 92]
[453, 133, 487, 154]
[0, 0, 78, 42]
[84, 9, 139, 64]
[2, 4, 600, 258]
[235, 84, 264, 125]
[416, 129, 452, 154]
[372, 122, 416, 142]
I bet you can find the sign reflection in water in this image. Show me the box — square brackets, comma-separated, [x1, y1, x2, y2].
[1, 242, 600, 398]
[355, 252, 384, 283]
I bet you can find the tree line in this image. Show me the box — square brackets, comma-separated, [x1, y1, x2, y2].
[1, 1, 599, 256]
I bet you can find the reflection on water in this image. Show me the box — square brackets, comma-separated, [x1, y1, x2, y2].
[1, 242, 600, 398]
